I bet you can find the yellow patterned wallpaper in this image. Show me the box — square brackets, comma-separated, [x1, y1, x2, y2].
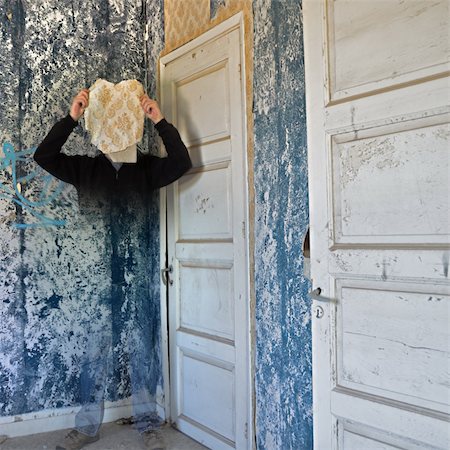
[164, 0, 210, 52]
[163, 0, 252, 60]
[85, 79, 145, 156]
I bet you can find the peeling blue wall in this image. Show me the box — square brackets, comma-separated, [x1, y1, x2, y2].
[210, 0, 226, 19]
[1, 0, 313, 446]
[0, 0, 164, 417]
[253, 0, 312, 448]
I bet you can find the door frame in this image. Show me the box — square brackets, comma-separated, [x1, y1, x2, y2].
[158, 12, 253, 447]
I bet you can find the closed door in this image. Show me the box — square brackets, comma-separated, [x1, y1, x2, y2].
[304, 0, 450, 449]
[160, 16, 250, 450]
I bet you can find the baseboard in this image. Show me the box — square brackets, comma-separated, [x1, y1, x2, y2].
[0, 398, 166, 438]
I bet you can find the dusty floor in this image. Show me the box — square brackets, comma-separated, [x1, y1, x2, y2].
[0, 422, 207, 450]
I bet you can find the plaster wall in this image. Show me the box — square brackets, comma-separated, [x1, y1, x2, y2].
[252, 1, 312, 448]
[0, 0, 164, 423]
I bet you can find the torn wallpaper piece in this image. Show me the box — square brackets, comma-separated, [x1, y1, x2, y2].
[84, 79, 145, 162]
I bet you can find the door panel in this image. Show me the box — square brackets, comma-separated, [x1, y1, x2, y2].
[178, 165, 232, 239]
[176, 63, 230, 144]
[336, 280, 449, 411]
[330, 118, 450, 245]
[181, 353, 235, 440]
[326, 0, 450, 101]
[304, 0, 450, 449]
[343, 431, 401, 450]
[179, 263, 234, 340]
[161, 17, 249, 450]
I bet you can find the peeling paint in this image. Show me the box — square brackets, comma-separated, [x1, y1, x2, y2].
[253, 0, 312, 448]
[0, 0, 164, 420]
[210, 0, 226, 19]
[195, 194, 214, 214]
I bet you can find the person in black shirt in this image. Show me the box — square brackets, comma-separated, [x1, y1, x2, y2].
[34, 89, 192, 200]
[35, 89, 191, 450]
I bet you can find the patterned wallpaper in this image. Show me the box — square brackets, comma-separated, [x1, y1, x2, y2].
[164, 0, 210, 52]
[163, 0, 252, 55]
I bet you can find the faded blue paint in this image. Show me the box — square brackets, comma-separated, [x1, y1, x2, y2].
[210, 0, 226, 19]
[0, 0, 164, 418]
[0, 142, 67, 228]
[0, 0, 313, 445]
[253, 0, 313, 449]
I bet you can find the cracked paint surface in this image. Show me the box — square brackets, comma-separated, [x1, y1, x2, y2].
[253, 0, 312, 448]
[0, 0, 164, 417]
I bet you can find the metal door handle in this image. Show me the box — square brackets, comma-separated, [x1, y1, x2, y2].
[309, 287, 335, 303]
[310, 287, 335, 319]
[162, 265, 173, 286]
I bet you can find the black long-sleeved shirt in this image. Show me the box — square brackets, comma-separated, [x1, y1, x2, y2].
[34, 115, 192, 201]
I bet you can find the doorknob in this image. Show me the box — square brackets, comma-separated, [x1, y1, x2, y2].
[309, 288, 334, 319]
[162, 265, 173, 286]
[309, 287, 335, 303]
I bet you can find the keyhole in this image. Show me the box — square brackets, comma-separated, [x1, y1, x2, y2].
[315, 306, 324, 319]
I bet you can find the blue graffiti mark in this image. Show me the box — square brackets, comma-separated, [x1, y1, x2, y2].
[0, 142, 67, 228]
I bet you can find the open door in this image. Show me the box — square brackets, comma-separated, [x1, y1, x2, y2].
[160, 14, 251, 450]
[304, 1, 450, 448]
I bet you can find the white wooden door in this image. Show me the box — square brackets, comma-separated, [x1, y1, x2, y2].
[304, 1, 450, 448]
[160, 15, 250, 450]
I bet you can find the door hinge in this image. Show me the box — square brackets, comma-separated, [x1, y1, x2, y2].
[244, 422, 248, 439]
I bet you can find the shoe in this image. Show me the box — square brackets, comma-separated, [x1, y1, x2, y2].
[55, 429, 100, 450]
[142, 429, 167, 450]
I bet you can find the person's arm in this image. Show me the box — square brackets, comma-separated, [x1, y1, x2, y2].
[140, 96, 192, 189]
[146, 119, 192, 189]
[34, 89, 90, 187]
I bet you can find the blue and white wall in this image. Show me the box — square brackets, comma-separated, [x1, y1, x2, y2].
[253, 1, 312, 448]
[0, 0, 164, 421]
[0, 0, 312, 447]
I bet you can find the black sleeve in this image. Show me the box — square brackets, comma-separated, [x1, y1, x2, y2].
[33, 115, 90, 188]
[144, 119, 192, 189]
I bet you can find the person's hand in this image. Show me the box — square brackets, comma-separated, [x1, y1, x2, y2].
[70, 89, 89, 122]
[140, 95, 164, 124]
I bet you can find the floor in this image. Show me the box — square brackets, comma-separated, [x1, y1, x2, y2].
[0, 423, 208, 450]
